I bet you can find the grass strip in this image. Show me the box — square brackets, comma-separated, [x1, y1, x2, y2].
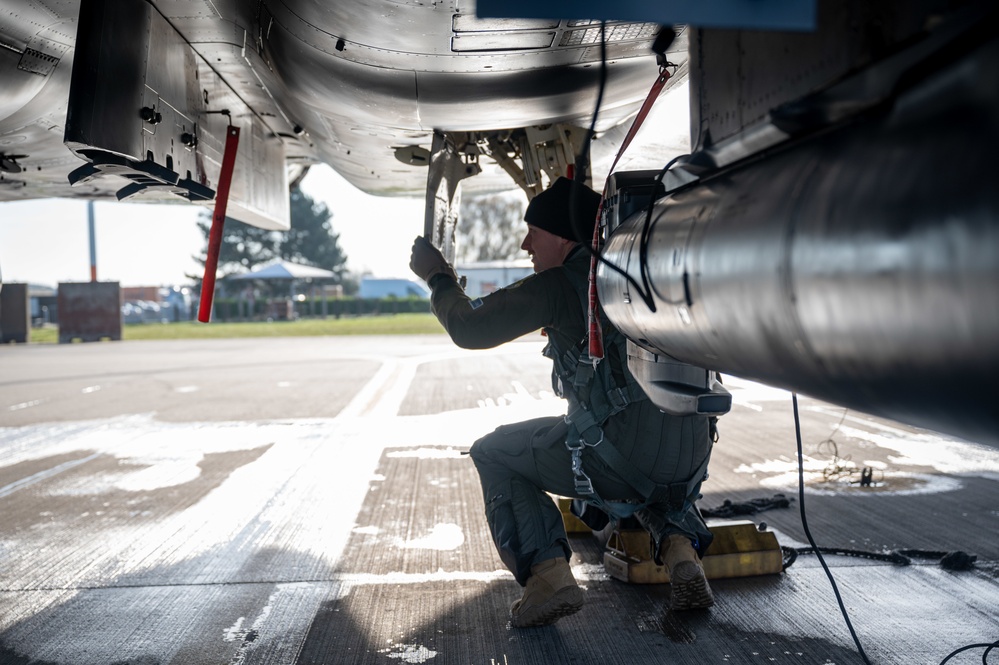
[28, 313, 445, 344]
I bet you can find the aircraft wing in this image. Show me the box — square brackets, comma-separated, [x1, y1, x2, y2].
[0, 0, 682, 230]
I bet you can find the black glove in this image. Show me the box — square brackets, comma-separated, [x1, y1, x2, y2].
[409, 236, 457, 284]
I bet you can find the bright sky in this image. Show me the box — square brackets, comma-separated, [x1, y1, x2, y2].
[0, 165, 424, 288]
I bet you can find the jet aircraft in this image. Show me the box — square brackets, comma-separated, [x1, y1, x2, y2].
[0, 0, 996, 447]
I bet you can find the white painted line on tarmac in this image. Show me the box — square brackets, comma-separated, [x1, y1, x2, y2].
[366, 359, 419, 419]
[0, 452, 102, 498]
[386, 448, 465, 459]
[343, 343, 549, 419]
[338, 569, 510, 586]
[337, 357, 399, 418]
[8, 399, 43, 411]
[335, 561, 609, 589]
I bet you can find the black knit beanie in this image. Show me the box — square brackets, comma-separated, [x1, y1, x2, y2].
[523, 177, 602, 242]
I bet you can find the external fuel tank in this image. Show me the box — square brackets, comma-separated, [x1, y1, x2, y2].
[598, 36, 999, 446]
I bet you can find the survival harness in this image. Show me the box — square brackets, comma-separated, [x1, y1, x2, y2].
[544, 263, 712, 521]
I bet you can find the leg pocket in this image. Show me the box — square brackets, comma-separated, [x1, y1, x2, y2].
[484, 479, 532, 585]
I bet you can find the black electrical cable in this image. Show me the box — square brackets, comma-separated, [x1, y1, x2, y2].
[789, 546, 911, 566]
[574, 21, 606, 180]
[793, 398, 989, 665]
[569, 22, 644, 297]
[938, 639, 999, 664]
[568, 18, 605, 241]
[634, 153, 692, 308]
[792, 393, 873, 665]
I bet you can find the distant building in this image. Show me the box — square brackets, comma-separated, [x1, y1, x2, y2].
[121, 285, 192, 323]
[357, 259, 532, 300]
[28, 284, 58, 324]
[455, 259, 533, 298]
[359, 277, 431, 299]
[121, 286, 161, 302]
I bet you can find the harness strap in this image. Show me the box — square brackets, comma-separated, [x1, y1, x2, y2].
[557, 328, 643, 414]
[565, 404, 711, 518]
[586, 67, 673, 360]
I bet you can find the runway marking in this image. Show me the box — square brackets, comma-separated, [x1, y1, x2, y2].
[341, 344, 550, 419]
[8, 399, 43, 411]
[337, 357, 400, 418]
[335, 562, 608, 589]
[0, 452, 101, 498]
[366, 359, 419, 419]
[386, 448, 464, 459]
[338, 570, 511, 586]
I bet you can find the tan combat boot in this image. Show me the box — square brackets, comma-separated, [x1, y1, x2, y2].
[510, 557, 584, 627]
[663, 534, 714, 610]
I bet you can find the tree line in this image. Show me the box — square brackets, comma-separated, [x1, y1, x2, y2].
[191, 186, 527, 296]
[190, 187, 350, 293]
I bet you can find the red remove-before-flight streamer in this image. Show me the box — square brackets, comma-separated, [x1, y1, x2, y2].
[197, 125, 241, 323]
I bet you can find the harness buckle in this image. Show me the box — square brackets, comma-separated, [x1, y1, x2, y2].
[564, 432, 585, 452]
[574, 476, 595, 495]
[571, 448, 595, 495]
[609, 387, 630, 410]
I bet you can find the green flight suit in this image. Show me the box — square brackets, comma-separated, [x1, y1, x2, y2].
[429, 246, 713, 586]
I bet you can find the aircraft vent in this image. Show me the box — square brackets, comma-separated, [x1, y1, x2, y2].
[17, 47, 60, 76]
[451, 15, 559, 52]
[450, 15, 659, 52]
[560, 21, 660, 47]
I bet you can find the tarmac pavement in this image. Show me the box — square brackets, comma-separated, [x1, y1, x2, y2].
[1, 335, 997, 664]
